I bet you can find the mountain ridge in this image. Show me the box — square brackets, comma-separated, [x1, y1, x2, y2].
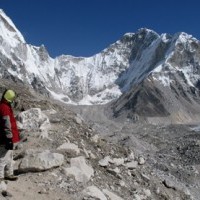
[1, 9, 200, 124]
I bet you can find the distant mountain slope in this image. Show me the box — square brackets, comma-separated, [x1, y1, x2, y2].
[112, 32, 200, 124]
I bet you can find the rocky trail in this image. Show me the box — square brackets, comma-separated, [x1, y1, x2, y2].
[0, 103, 196, 200]
[0, 81, 197, 200]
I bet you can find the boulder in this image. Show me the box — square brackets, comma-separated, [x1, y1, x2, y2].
[64, 156, 94, 183]
[57, 142, 80, 156]
[18, 150, 64, 172]
[16, 108, 50, 132]
[103, 189, 124, 200]
[83, 186, 107, 200]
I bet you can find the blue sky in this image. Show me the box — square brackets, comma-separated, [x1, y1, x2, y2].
[1, 0, 199, 58]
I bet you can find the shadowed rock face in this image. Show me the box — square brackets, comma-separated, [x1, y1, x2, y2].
[112, 73, 200, 124]
[112, 79, 170, 118]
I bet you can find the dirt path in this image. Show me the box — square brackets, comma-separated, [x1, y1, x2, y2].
[7, 172, 71, 200]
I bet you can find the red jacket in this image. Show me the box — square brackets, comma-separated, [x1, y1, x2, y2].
[0, 99, 20, 144]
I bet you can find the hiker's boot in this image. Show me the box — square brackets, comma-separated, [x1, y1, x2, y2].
[2, 190, 12, 197]
[5, 175, 18, 181]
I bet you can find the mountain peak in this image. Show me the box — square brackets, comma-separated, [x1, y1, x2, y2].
[0, 9, 25, 45]
[0, 9, 5, 14]
[173, 31, 195, 42]
[137, 28, 159, 36]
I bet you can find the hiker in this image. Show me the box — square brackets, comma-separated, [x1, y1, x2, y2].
[0, 89, 20, 182]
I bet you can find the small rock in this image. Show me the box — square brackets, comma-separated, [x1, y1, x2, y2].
[107, 167, 120, 176]
[143, 189, 151, 197]
[138, 157, 145, 165]
[99, 156, 112, 167]
[38, 188, 48, 194]
[127, 151, 135, 161]
[74, 116, 82, 124]
[82, 186, 107, 200]
[156, 187, 160, 194]
[103, 189, 124, 200]
[124, 161, 138, 169]
[57, 142, 80, 156]
[119, 180, 126, 187]
[111, 158, 124, 166]
[91, 134, 100, 143]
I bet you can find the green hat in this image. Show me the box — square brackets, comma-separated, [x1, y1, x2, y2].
[4, 90, 16, 102]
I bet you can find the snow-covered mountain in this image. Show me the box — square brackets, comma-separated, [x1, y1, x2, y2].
[1, 8, 200, 122]
[112, 32, 200, 123]
[0, 9, 134, 105]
